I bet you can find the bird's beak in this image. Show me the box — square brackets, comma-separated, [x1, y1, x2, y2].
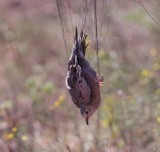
[86, 115, 89, 125]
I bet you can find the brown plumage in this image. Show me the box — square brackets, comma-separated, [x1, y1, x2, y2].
[66, 28, 102, 125]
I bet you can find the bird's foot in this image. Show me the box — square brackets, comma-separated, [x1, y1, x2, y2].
[97, 74, 104, 86]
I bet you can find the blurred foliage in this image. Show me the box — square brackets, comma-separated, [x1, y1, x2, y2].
[0, 0, 160, 152]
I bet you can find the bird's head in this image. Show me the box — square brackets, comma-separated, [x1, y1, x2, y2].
[80, 103, 98, 125]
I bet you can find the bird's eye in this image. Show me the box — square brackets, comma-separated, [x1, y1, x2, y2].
[86, 111, 88, 114]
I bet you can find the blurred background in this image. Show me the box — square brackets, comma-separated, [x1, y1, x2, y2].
[0, 0, 160, 152]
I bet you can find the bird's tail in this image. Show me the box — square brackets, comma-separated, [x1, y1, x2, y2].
[68, 27, 88, 68]
[74, 27, 88, 57]
[74, 27, 78, 44]
[79, 30, 88, 56]
[68, 27, 78, 64]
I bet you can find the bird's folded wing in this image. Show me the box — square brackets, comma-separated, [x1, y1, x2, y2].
[82, 68, 101, 107]
[76, 76, 91, 105]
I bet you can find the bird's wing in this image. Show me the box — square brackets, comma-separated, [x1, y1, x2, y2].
[82, 67, 101, 107]
[69, 88, 81, 108]
[66, 58, 91, 108]
[76, 76, 91, 105]
[68, 73, 91, 108]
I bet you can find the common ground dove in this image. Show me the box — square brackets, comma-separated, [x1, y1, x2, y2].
[66, 28, 102, 125]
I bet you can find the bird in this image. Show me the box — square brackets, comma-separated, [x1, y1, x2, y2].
[66, 27, 102, 125]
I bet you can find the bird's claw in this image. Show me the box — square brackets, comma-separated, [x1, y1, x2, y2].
[99, 81, 104, 86]
[97, 74, 104, 86]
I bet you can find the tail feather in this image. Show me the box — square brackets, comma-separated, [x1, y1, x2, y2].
[69, 28, 88, 66]
[74, 27, 78, 44]
[79, 30, 87, 56]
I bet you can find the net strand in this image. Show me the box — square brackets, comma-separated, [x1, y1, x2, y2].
[56, 0, 69, 61]
[93, 0, 100, 76]
[137, 0, 160, 27]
